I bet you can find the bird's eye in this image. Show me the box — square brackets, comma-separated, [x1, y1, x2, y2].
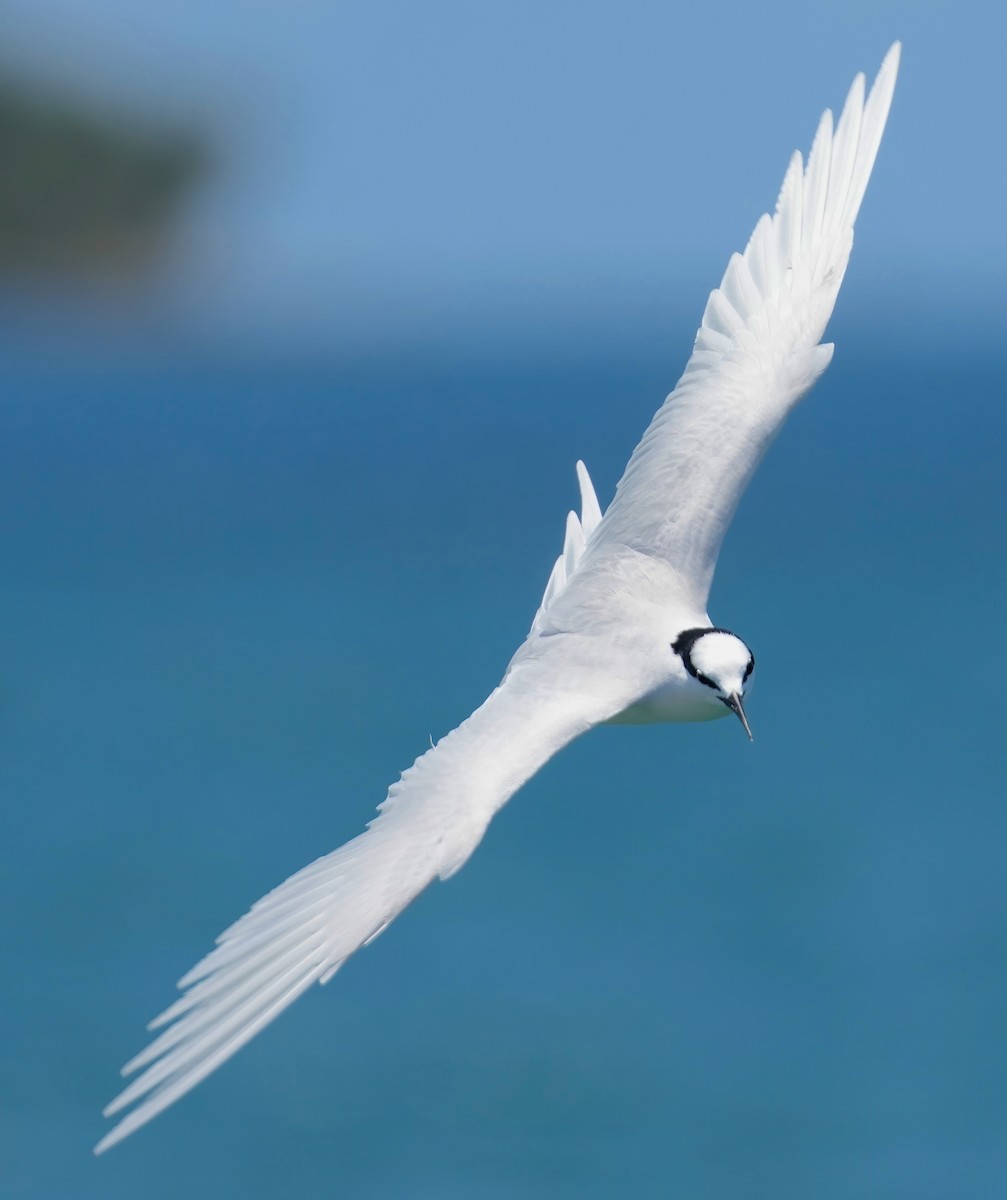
[744, 659, 754, 681]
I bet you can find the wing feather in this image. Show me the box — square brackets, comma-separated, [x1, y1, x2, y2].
[95, 643, 635, 1154]
[529, 459, 605, 633]
[576, 460, 604, 538]
[588, 44, 899, 610]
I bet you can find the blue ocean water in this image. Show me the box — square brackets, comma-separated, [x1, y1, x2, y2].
[1, 330, 1005, 1198]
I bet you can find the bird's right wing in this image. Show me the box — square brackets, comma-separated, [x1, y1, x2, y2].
[589, 44, 900, 612]
[95, 633, 641, 1154]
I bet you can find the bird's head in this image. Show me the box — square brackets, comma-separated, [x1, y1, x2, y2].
[672, 627, 755, 740]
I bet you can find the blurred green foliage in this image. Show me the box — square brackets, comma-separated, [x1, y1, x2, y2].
[0, 78, 206, 277]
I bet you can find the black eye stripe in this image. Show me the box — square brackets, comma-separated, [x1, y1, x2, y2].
[672, 626, 731, 684]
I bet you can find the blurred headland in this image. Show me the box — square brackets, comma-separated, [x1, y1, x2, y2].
[0, 75, 206, 284]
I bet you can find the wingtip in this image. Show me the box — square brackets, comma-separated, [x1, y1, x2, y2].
[871, 42, 901, 103]
[94, 1115, 138, 1155]
[93, 1128, 118, 1156]
[875, 43, 902, 96]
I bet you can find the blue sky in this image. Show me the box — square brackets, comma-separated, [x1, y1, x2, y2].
[2, 1, 1002, 350]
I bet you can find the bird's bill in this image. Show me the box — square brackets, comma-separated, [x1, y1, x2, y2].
[723, 692, 754, 741]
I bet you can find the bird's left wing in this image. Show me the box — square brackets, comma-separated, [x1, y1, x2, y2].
[589, 44, 900, 611]
[95, 634, 639, 1153]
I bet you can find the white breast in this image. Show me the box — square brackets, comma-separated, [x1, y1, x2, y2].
[607, 668, 727, 726]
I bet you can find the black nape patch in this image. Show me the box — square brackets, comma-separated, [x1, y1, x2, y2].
[672, 626, 754, 692]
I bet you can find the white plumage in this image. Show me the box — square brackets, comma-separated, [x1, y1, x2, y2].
[96, 43, 900, 1153]
[596, 47, 899, 610]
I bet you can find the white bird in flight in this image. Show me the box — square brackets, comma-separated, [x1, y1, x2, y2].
[97, 43, 900, 1153]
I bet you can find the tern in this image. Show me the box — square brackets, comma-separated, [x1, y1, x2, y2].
[97, 43, 900, 1153]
